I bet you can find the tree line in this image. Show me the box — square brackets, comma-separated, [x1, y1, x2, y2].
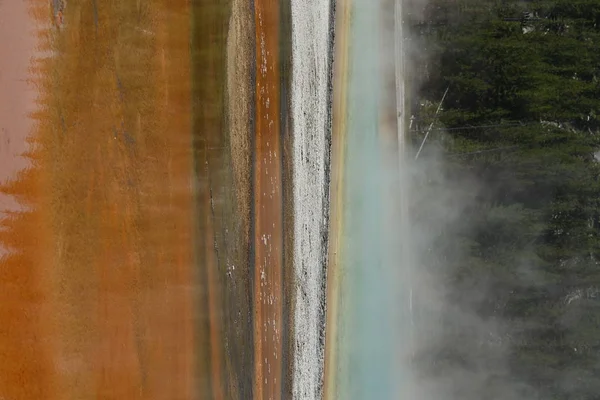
[412, 1, 600, 398]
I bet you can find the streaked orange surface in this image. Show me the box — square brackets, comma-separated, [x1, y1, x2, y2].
[0, 0, 56, 398]
[0, 0, 196, 398]
[253, 1, 284, 399]
[0, 168, 56, 399]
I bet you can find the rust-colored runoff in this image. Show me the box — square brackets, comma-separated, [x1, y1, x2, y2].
[253, 0, 284, 398]
[0, 0, 55, 398]
[0, 0, 197, 399]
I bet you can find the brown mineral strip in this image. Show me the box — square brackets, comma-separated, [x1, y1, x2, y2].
[227, 0, 253, 237]
[203, 183, 225, 400]
[279, 2, 296, 397]
[253, 0, 283, 399]
[190, 2, 232, 398]
[225, 0, 255, 397]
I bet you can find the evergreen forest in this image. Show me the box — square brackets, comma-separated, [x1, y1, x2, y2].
[412, 1, 600, 398]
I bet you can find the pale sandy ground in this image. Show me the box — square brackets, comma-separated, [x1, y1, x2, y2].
[0, 0, 37, 215]
[290, 0, 333, 398]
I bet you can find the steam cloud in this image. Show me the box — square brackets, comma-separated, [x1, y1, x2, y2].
[357, 0, 537, 398]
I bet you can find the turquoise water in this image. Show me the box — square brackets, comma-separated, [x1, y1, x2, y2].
[337, 0, 405, 398]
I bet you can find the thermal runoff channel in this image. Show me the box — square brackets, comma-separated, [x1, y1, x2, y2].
[326, 0, 415, 398]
